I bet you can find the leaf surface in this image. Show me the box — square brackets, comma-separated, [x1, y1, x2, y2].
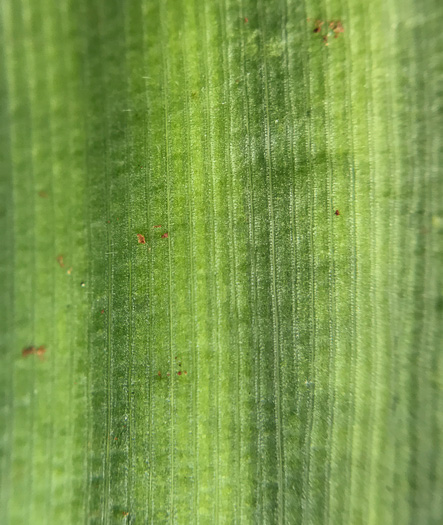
[1, 0, 442, 523]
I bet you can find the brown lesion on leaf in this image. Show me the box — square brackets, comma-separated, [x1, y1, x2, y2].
[137, 234, 146, 244]
[309, 18, 344, 44]
[22, 345, 47, 361]
[57, 255, 73, 275]
[313, 20, 324, 33]
[22, 346, 36, 357]
[332, 20, 344, 37]
[36, 346, 46, 360]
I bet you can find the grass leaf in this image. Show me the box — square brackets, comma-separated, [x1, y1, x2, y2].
[1, 0, 442, 523]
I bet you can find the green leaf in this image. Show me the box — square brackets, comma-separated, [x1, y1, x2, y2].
[1, 0, 442, 523]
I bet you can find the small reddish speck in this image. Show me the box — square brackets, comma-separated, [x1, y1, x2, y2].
[333, 21, 345, 34]
[22, 345, 47, 360]
[107, 220, 110, 223]
[161, 232, 169, 238]
[158, 371, 161, 376]
[244, 17, 248, 23]
[177, 371, 182, 376]
[36, 346, 46, 360]
[22, 346, 36, 357]
[335, 210, 340, 216]
[154, 225, 162, 228]
[101, 309, 105, 314]
[167, 372, 170, 376]
[137, 234, 146, 244]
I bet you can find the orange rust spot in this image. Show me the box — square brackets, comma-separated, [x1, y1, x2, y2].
[67, 267, 72, 275]
[36, 346, 46, 361]
[101, 309, 105, 314]
[311, 19, 344, 43]
[333, 20, 344, 34]
[22, 346, 36, 357]
[161, 232, 169, 239]
[244, 17, 248, 23]
[335, 210, 340, 216]
[153, 225, 162, 228]
[22, 345, 46, 360]
[56, 255, 65, 268]
[137, 234, 146, 244]
[313, 20, 324, 33]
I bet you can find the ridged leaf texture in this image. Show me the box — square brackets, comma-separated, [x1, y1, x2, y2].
[1, 0, 442, 523]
